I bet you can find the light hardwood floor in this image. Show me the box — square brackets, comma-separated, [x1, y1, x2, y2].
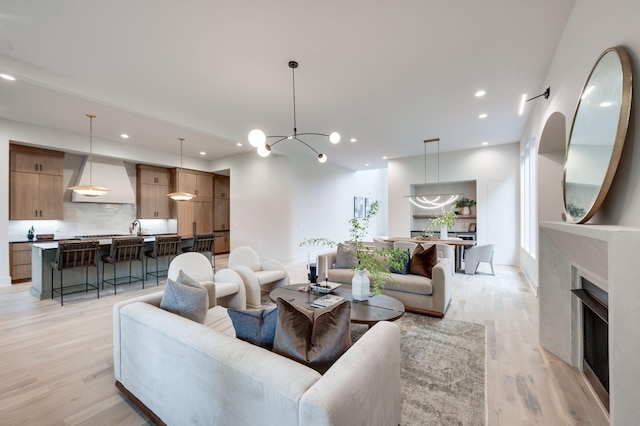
[0, 256, 608, 425]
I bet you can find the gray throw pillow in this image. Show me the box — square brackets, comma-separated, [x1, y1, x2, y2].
[273, 297, 352, 374]
[160, 271, 209, 323]
[333, 243, 357, 269]
[227, 307, 278, 350]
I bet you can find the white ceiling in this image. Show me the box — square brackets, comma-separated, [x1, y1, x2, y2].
[0, 1, 575, 171]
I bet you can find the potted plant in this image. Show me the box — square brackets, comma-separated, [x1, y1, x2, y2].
[27, 226, 35, 241]
[455, 197, 476, 215]
[300, 200, 408, 299]
[430, 207, 457, 240]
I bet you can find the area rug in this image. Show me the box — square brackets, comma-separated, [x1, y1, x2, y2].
[262, 295, 486, 425]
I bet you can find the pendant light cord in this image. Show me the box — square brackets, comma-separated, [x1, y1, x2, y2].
[178, 138, 185, 192]
[87, 114, 95, 186]
[291, 65, 297, 136]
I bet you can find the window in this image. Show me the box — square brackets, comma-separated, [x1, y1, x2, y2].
[520, 137, 537, 258]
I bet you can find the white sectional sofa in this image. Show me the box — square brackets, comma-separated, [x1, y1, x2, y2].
[112, 284, 402, 425]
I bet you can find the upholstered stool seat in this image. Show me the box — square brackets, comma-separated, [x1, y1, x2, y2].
[144, 235, 182, 286]
[50, 240, 100, 306]
[102, 236, 145, 294]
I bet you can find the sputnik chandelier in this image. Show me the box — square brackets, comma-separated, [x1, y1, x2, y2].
[406, 138, 459, 210]
[248, 60, 340, 163]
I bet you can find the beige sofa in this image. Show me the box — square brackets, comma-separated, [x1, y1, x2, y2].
[112, 284, 401, 425]
[316, 242, 454, 317]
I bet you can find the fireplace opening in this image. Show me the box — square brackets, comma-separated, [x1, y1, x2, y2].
[572, 277, 609, 411]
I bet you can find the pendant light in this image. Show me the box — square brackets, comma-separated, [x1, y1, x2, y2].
[167, 137, 196, 201]
[68, 114, 111, 197]
[248, 60, 340, 163]
[405, 138, 459, 210]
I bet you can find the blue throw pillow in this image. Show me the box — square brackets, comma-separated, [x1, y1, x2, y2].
[389, 249, 410, 274]
[227, 307, 278, 350]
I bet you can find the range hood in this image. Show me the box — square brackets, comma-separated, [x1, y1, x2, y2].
[71, 156, 136, 204]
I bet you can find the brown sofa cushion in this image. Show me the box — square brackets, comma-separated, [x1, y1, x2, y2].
[273, 297, 352, 374]
[409, 244, 437, 278]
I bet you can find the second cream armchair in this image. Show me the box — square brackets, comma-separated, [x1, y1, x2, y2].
[228, 246, 290, 308]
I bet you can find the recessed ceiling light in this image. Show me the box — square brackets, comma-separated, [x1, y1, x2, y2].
[364, 163, 369, 167]
[120, 134, 129, 139]
[350, 138, 357, 143]
[0, 73, 15, 81]
[478, 113, 488, 119]
[482, 142, 488, 146]
[236, 142, 242, 147]
[475, 90, 486, 97]
[200, 151, 206, 155]
[382, 156, 388, 160]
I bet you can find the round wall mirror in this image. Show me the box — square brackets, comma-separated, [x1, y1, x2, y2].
[563, 46, 632, 223]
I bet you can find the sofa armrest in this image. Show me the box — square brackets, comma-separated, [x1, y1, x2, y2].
[261, 259, 291, 288]
[213, 268, 246, 310]
[232, 265, 262, 309]
[299, 321, 401, 426]
[431, 258, 453, 314]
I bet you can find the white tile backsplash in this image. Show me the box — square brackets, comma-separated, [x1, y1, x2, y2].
[8, 202, 170, 241]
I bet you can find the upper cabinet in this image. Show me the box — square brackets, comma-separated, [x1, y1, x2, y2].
[214, 175, 230, 198]
[173, 169, 213, 198]
[9, 144, 64, 220]
[136, 164, 171, 219]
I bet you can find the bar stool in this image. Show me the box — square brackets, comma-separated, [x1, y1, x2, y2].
[102, 236, 145, 294]
[50, 240, 100, 306]
[144, 235, 182, 286]
[182, 233, 216, 272]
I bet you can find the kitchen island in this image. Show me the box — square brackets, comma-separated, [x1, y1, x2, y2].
[30, 236, 194, 300]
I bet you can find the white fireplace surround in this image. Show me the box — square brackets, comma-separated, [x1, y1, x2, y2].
[539, 222, 640, 425]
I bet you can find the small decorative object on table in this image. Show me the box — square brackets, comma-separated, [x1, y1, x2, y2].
[311, 281, 341, 294]
[27, 226, 35, 241]
[311, 294, 344, 308]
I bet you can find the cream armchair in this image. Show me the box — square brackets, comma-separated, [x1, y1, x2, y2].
[464, 243, 495, 275]
[167, 252, 247, 310]
[228, 246, 290, 308]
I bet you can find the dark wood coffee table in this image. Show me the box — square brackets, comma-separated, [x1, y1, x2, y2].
[269, 284, 405, 328]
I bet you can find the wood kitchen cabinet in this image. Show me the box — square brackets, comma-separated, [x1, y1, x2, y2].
[214, 175, 229, 198]
[213, 198, 229, 231]
[171, 169, 214, 237]
[214, 231, 230, 254]
[10, 242, 32, 283]
[173, 169, 213, 198]
[9, 144, 64, 220]
[136, 165, 171, 218]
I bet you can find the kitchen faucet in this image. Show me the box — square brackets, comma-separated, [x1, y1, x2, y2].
[130, 220, 142, 235]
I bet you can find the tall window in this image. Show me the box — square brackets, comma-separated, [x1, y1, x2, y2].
[521, 137, 537, 258]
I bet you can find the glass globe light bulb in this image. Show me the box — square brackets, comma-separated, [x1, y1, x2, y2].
[329, 132, 341, 144]
[318, 153, 327, 163]
[248, 129, 266, 147]
[257, 143, 271, 157]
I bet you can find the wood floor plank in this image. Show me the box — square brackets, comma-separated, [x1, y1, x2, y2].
[0, 257, 609, 425]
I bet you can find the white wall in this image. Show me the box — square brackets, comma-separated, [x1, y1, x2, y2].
[520, 0, 640, 288]
[388, 143, 519, 265]
[211, 152, 389, 265]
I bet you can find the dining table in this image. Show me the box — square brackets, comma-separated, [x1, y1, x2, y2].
[385, 236, 476, 272]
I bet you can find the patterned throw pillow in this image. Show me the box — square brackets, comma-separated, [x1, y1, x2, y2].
[160, 270, 209, 323]
[389, 248, 411, 275]
[227, 307, 278, 350]
[409, 244, 438, 278]
[273, 298, 352, 374]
